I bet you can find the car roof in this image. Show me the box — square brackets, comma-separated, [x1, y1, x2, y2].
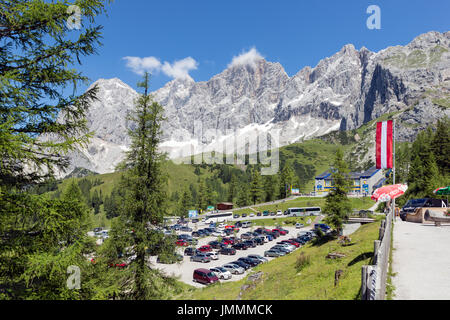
[194, 268, 212, 273]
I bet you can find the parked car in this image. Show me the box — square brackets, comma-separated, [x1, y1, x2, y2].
[262, 211, 269, 216]
[256, 212, 262, 217]
[241, 232, 253, 240]
[175, 239, 189, 247]
[223, 264, 245, 275]
[272, 228, 286, 236]
[233, 214, 240, 219]
[243, 239, 257, 248]
[219, 247, 236, 255]
[193, 268, 219, 285]
[249, 213, 255, 217]
[271, 245, 292, 253]
[400, 198, 448, 221]
[241, 213, 247, 218]
[270, 212, 276, 216]
[206, 252, 219, 260]
[190, 253, 211, 263]
[198, 245, 212, 252]
[254, 237, 265, 245]
[238, 257, 260, 267]
[208, 241, 222, 249]
[276, 210, 283, 216]
[264, 249, 285, 257]
[184, 247, 196, 256]
[280, 239, 300, 247]
[314, 223, 330, 232]
[231, 260, 251, 270]
[232, 243, 248, 250]
[222, 238, 235, 245]
[247, 254, 268, 263]
[180, 226, 192, 232]
[210, 267, 232, 280]
[295, 223, 304, 229]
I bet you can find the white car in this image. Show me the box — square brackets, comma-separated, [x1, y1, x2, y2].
[249, 212, 255, 217]
[206, 252, 219, 260]
[295, 223, 304, 229]
[223, 263, 245, 275]
[217, 223, 225, 229]
[276, 210, 283, 216]
[210, 267, 232, 280]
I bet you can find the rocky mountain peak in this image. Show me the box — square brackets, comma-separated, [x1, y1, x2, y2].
[58, 30, 449, 176]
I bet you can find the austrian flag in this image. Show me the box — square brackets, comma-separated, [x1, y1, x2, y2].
[375, 120, 393, 169]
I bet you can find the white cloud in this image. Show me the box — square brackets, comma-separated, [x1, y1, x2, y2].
[161, 57, 198, 79]
[123, 56, 162, 76]
[123, 56, 198, 79]
[228, 47, 264, 69]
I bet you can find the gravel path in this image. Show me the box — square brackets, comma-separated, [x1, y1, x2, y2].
[392, 219, 450, 300]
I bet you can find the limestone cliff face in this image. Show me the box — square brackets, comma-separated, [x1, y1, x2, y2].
[59, 31, 450, 176]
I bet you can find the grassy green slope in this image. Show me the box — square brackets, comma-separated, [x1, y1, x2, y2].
[178, 219, 382, 300]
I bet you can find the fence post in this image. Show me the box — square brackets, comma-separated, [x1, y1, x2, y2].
[361, 265, 368, 300]
[373, 240, 381, 265]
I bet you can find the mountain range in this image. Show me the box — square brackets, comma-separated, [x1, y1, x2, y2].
[55, 31, 450, 176]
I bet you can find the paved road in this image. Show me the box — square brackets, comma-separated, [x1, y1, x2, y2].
[392, 219, 450, 300]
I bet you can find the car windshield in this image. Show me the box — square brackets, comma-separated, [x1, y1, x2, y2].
[207, 272, 215, 277]
[405, 199, 427, 206]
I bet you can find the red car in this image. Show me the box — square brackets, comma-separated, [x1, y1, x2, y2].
[222, 238, 234, 245]
[281, 240, 300, 247]
[198, 245, 212, 252]
[272, 228, 287, 235]
[176, 239, 189, 246]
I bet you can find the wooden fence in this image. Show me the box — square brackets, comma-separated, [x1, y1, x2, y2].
[361, 210, 392, 300]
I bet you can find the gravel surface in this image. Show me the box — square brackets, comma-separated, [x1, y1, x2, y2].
[392, 219, 450, 300]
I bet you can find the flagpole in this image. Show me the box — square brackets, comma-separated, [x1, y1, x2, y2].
[392, 119, 396, 222]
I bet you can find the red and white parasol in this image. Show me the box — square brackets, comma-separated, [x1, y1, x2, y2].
[371, 184, 408, 202]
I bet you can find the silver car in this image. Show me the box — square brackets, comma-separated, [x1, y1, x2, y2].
[223, 263, 245, 275]
[190, 253, 211, 263]
[210, 267, 232, 280]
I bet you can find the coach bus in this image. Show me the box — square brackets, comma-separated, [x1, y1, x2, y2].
[287, 207, 322, 217]
[205, 212, 233, 223]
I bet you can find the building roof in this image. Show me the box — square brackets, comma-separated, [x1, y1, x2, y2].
[360, 167, 380, 178]
[315, 166, 381, 181]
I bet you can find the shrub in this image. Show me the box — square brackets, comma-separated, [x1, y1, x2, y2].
[295, 252, 311, 271]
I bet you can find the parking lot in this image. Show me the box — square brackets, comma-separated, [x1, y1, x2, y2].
[147, 223, 315, 288]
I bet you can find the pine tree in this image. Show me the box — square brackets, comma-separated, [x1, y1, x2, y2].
[431, 117, 450, 176]
[104, 73, 175, 299]
[197, 178, 208, 212]
[249, 169, 264, 204]
[323, 149, 351, 236]
[236, 183, 250, 207]
[279, 161, 295, 199]
[0, 0, 109, 299]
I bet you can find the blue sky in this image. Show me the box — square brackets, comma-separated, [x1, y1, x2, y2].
[76, 0, 450, 92]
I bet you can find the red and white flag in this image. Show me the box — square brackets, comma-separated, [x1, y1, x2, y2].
[375, 120, 393, 169]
